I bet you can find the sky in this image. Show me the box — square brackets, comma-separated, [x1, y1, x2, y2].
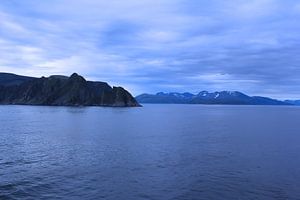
[0, 0, 300, 99]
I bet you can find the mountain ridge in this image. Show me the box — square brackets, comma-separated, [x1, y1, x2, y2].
[136, 91, 291, 105]
[0, 72, 140, 107]
[284, 100, 300, 105]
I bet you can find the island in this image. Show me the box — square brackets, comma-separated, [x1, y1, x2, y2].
[0, 72, 140, 107]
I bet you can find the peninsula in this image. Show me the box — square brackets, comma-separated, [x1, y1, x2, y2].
[0, 72, 140, 107]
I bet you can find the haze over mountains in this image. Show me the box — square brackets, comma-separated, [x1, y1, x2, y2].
[136, 91, 295, 105]
[0, 73, 140, 107]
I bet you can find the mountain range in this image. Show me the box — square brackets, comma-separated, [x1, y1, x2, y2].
[1, 72, 299, 106]
[136, 91, 293, 105]
[0, 72, 140, 107]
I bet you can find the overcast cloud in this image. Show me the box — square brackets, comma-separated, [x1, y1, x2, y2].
[0, 0, 300, 99]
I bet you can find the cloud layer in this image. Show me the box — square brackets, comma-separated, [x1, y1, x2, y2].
[0, 0, 300, 99]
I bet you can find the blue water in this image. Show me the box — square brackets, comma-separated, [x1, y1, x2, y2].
[0, 104, 300, 200]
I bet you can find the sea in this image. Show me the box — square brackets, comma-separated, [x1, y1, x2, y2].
[0, 104, 300, 200]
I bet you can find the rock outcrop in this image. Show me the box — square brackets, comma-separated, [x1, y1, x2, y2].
[0, 72, 140, 107]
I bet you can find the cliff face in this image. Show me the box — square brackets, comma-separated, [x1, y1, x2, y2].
[0, 73, 140, 107]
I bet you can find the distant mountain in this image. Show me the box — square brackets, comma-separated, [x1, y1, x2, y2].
[284, 100, 300, 105]
[0, 72, 140, 107]
[136, 91, 290, 105]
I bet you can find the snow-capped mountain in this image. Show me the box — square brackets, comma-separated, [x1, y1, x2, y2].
[136, 91, 290, 105]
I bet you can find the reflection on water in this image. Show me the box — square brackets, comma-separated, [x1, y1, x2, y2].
[0, 104, 300, 200]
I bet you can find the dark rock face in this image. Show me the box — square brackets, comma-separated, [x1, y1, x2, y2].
[0, 73, 36, 86]
[0, 73, 140, 107]
[136, 91, 290, 105]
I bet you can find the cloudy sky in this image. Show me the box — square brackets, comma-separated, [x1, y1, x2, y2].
[0, 0, 300, 99]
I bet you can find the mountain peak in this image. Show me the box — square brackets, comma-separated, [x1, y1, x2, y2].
[70, 72, 79, 77]
[69, 73, 86, 82]
[136, 90, 290, 105]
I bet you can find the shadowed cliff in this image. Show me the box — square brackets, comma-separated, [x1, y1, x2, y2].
[0, 73, 140, 107]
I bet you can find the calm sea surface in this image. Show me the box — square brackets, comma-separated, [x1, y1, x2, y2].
[0, 104, 300, 200]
